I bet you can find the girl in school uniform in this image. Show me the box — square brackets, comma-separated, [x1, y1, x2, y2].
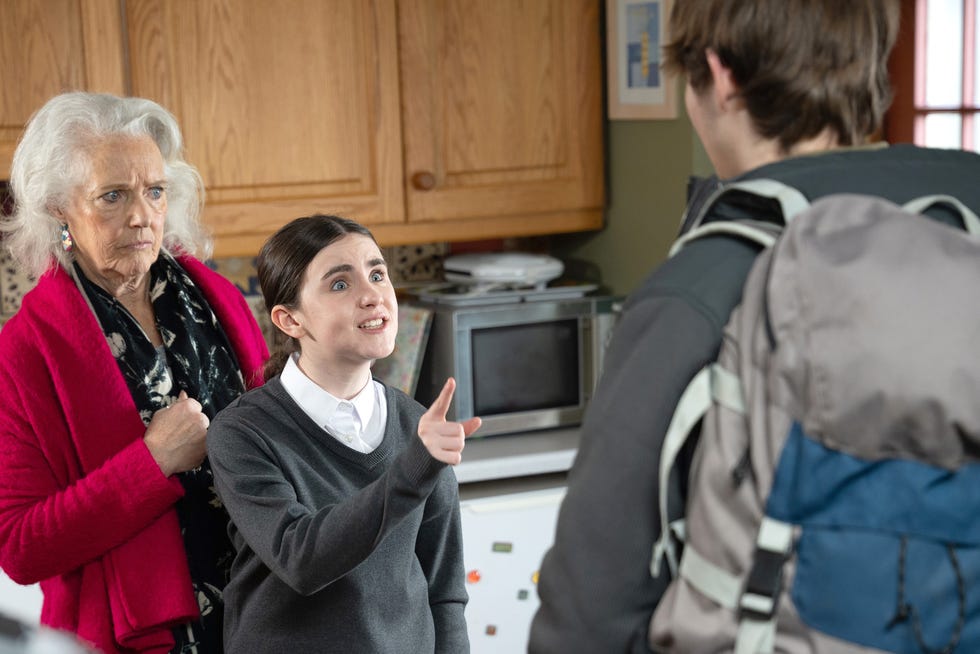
[208, 214, 479, 653]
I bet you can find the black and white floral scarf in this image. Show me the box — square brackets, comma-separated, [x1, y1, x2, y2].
[75, 252, 245, 654]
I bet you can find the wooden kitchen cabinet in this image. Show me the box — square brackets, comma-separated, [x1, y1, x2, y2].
[0, 0, 126, 174]
[2, 0, 604, 256]
[396, 0, 605, 244]
[125, 0, 406, 256]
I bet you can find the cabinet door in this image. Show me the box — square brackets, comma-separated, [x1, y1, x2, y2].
[0, 0, 125, 176]
[125, 0, 404, 257]
[396, 0, 604, 242]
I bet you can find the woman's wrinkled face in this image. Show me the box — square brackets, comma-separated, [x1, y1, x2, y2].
[60, 134, 167, 290]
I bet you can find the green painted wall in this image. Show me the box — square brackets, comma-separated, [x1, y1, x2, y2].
[552, 113, 710, 297]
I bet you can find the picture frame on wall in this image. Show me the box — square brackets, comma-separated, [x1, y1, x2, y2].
[606, 0, 677, 120]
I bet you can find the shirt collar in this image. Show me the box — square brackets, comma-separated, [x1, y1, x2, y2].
[280, 353, 375, 431]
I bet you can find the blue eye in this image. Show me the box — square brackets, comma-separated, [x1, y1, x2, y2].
[148, 187, 165, 200]
[331, 280, 349, 291]
[101, 190, 122, 203]
[371, 271, 385, 282]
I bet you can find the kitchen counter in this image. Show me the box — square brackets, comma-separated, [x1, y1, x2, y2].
[453, 427, 580, 485]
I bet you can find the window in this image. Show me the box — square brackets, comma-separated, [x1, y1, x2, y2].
[887, 0, 978, 149]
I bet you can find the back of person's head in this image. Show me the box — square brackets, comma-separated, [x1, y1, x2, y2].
[257, 214, 378, 380]
[663, 0, 899, 152]
[4, 91, 209, 277]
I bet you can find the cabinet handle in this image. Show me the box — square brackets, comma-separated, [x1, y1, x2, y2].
[411, 171, 437, 191]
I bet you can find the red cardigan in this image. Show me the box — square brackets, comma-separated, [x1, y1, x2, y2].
[0, 255, 267, 653]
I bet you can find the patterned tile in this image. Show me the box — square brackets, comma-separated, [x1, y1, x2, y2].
[206, 256, 262, 296]
[0, 249, 35, 324]
[383, 243, 449, 283]
[244, 294, 277, 351]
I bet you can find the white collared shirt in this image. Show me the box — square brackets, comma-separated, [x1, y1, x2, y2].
[280, 354, 387, 453]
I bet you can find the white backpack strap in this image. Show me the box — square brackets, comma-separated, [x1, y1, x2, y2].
[686, 178, 811, 232]
[735, 517, 795, 654]
[902, 194, 980, 235]
[669, 220, 780, 257]
[677, 543, 742, 610]
[730, 179, 812, 221]
[670, 179, 810, 257]
[677, 520, 792, 654]
[651, 364, 745, 578]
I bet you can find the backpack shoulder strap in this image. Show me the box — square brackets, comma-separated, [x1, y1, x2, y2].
[671, 179, 810, 257]
[669, 220, 782, 257]
[902, 194, 980, 234]
[651, 363, 745, 579]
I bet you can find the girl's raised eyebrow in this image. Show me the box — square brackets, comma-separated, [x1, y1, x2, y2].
[322, 263, 353, 279]
[322, 258, 385, 280]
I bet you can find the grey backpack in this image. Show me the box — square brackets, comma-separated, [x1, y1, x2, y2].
[647, 181, 980, 653]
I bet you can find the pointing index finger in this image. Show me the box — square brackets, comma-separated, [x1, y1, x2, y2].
[425, 377, 457, 423]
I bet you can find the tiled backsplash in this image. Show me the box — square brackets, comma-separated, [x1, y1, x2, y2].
[0, 242, 450, 338]
[0, 249, 34, 321]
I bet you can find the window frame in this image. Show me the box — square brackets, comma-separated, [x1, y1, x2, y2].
[886, 0, 978, 148]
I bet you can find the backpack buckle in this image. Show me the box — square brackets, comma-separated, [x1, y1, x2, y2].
[739, 547, 787, 620]
[739, 517, 794, 620]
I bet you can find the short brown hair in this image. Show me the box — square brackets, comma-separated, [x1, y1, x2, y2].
[663, 0, 899, 151]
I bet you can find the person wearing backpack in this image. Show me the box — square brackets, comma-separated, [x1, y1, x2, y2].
[529, 1, 980, 652]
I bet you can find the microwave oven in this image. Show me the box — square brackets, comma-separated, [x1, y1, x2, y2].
[412, 295, 620, 438]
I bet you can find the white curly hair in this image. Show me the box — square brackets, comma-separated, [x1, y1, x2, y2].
[3, 91, 211, 278]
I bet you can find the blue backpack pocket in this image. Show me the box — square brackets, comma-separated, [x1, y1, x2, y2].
[767, 424, 980, 653]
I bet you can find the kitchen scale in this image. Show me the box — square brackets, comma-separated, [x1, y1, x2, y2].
[413, 252, 596, 306]
[442, 252, 565, 288]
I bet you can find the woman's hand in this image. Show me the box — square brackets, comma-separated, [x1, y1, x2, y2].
[417, 378, 482, 465]
[144, 390, 210, 476]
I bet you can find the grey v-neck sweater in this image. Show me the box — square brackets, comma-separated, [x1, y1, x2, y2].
[208, 378, 469, 654]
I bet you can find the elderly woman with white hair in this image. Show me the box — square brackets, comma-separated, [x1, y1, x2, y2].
[0, 92, 268, 654]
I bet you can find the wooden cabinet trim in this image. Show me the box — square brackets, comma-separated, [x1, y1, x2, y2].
[206, 202, 603, 258]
